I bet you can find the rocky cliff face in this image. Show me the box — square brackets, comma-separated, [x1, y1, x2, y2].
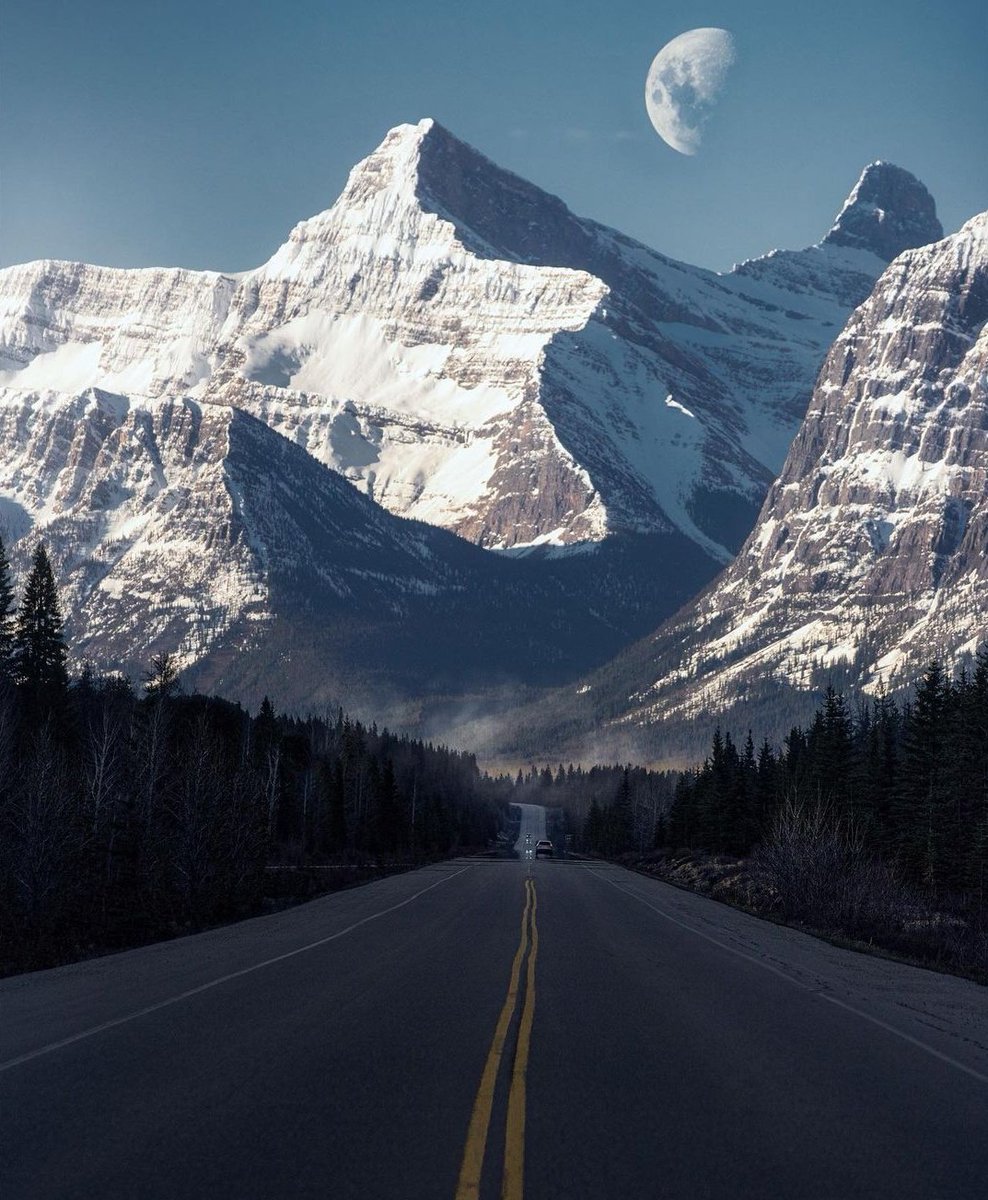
[0, 262, 236, 396]
[823, 161, 943, 262]
[0, 124, 941, 556]
[520, 211, 987, 762]
[0, 120, 948, 711]
[211, 131, 942, 557]
[0, 385, 716, 718]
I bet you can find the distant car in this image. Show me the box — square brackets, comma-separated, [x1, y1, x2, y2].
[535, 839, 553, 859]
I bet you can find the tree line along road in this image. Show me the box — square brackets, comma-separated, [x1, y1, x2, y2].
[1, 803, 986, 1199]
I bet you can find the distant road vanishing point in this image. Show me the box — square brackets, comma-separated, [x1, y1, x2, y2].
[2, 804, 986, 1199]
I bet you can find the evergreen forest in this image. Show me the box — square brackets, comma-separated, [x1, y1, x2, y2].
[0, 540, 507, 974]
[573, 666, 988, 977]
[2, 535, 986, 979]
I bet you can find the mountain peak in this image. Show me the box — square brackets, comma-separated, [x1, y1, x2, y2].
[823, 161, 942, 261]
[319, 118, 599, 268]
[332, 119, 435, 206]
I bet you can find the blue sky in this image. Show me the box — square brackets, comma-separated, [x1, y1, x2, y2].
[2, 1, 985, 273]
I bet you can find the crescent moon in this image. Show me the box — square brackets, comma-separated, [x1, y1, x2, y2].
[645, 28, 737, 156]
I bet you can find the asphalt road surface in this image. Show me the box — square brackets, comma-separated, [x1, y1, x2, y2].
[515, 801, 547, 860]
[2, 814, 987, 1199]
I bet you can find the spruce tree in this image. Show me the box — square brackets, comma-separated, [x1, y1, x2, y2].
[377, 757, 403, 852]
[854, 691, 899, 851]
[812, 688, 854, 814]
[0, 533, 15, 677]
[143, 652, 179, 699]
[945, 650, 988, 896]
[583, 798, 604, 851]
[754, 740, 779, 838]
[894, 661, 950, 887]
[329, 758, 347, 852]
[612, 768, 634, 852]
[13, 543, 68, 696]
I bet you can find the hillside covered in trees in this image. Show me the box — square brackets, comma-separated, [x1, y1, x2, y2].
[664, 668, 988, 902]
[0, 540, 508, 974]
[3, 534, 985, 981]
[571, 664, 988, 979]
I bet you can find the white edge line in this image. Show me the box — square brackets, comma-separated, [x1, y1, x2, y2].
[0, 865, 472, 1075]
[816, 993, 988, 1084]
[592, 870, 988, 1086]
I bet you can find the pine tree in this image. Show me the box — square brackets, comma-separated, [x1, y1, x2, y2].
[13, 543, 68, 697]
[0, 533, 15, 678]
[611, 768, 634, 852]
[946, 650, 988, 897]
[857, 695, 896, 855]
[377, 757, 403, 853]
[732, 732, 759, 852]
[329, 759, 347, 852]
[894, 661, 950, 887]
[583, 798, 604, 852]
[811, 688, 854, 815]
[754, 739, 778, 821]
[252, 696, 278, 764]
[143, 652, 179, 699]
[666, 769, 698, 849]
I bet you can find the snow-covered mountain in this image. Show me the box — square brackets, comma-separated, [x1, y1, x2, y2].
[208, 128, 939, 559]
[0, 386, 710, 716]
[0, 119, 946, 713]
[496, 211, 987, 762]
[1, 122, 941, 556]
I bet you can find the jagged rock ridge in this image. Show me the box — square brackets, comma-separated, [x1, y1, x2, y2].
[0, 120, 948, 713]
[495, 211, 987, 762]
[0, 386, 718, 716]
[824, 161, 943, 262]
[1, 123, 942, 554]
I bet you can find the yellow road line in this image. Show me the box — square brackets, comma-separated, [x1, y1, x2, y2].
[502, 877, 538, 1200]
[455, 879, 534, 1200]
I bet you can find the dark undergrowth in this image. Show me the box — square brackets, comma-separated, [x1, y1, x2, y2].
[1, 850, 488, 980]
[619, 841, 987, 986]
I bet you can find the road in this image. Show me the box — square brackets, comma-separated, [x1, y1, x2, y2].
[2, 812, 987, 1199]
[514, 801, 547, 859]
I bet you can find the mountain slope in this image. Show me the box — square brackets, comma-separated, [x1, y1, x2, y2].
[482, 212, 988, 763]
[0, 387, 718, 717]
[0, 120, 946, 715]
[1, 123, 942, 558]
[208, 125, 942, 559]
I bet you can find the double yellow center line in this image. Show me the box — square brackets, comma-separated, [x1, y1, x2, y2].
[455, 877, 539, 1200]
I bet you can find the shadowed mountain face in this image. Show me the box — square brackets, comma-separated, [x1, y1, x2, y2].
[823, 161, 943, 261]
[211, 124, 939, 561]
[0, 121, 947, 722]
[0, 386, 717, 720]
[468, 211, 988, 765]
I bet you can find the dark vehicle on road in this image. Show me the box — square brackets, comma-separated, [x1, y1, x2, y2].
[535, 839, 554, 858]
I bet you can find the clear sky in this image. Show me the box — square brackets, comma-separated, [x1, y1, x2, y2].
[2, 0, 985, 273]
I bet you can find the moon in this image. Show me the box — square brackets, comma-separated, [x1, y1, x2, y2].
[645, 28, 737, 156]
